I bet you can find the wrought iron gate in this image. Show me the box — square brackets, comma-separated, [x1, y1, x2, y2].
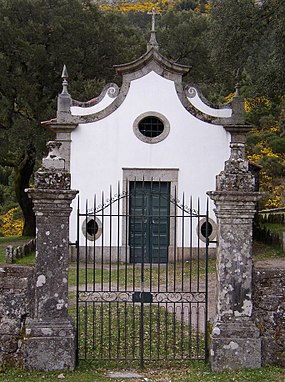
[75, 181, 209, 367]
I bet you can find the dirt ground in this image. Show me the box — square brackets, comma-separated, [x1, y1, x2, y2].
[254, 258, 285, 269]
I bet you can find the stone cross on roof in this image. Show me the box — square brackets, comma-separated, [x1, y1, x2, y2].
[147, 7, 160, 32]
[147, 7, 160, 50]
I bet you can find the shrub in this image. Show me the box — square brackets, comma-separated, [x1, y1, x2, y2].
[0, 208, 23, 237]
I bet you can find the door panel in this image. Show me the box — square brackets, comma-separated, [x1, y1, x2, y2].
[129, 181, 170, 263]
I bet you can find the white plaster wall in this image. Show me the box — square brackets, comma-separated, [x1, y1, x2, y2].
[187, 91, 232, 118]
[71, 90, 116, 116]
[70, 71, 231, 245]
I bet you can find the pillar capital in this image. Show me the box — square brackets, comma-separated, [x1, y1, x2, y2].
[28, 188, 78, 216]
[208, 190, 262, 220]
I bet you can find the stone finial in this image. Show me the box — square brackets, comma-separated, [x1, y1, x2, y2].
[42, 141, 65, 170]
[61, 65, 69, 95]
[230, 82, 245, 125]
[235, 82, 241, 97]
[147, 7, 160, 51]
[57, 65, 72, 121]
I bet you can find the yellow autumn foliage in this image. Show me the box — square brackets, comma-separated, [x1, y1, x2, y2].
[245, 97, 270, 113]
[264, 184, 285, 209]
[224, 92, 235, 104]
[0, 208, 23, 237]
[224, 93, 270, 113]
[247, 153, 262, 163]
[270, 126, 279, 133]
[194, 0, 212, 14]
[260, 147, 279, 159]
[99, 0, 175, 13]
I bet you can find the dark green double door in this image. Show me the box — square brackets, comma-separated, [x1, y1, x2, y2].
[129, 181, 170, 263]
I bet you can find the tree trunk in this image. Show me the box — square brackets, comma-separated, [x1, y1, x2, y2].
[14, 145, 36, 237]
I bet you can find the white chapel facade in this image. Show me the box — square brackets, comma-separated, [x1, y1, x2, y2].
[44, 15, 245, 263]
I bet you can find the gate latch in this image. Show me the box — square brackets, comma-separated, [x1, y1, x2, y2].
[132, 292, 153, 303]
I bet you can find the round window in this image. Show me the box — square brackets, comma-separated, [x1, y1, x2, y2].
[86, 219, 99, 237]
[138, 117, 164, 138]
[133, 112, 170, 144]
[197, 218, 217, 243]
[201, 221, 213, 238]
[82, 217, 102, 241]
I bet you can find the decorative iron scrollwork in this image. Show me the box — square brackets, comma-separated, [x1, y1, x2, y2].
[78, 291, 133, 303]
[169, 195, 199, 215]
[153, 292, 206, 303]
[87, 191, 128, 215]
[86, 190, 199, 216]
[78, 291, 206, 304]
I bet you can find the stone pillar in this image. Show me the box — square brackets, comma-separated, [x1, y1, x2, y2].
[208, 123, 262, 371]
[23, 141, 78, 371]
[41, 65, 77, 172]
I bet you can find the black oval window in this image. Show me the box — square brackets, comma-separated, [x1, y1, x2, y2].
[138, 116, 164, 138]
[86, 219, 98, 237]
[201, 221, 213, 238]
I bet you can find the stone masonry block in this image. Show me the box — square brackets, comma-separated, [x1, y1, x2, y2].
[210, 321, 261, 371]
[23, 319, 75, 371]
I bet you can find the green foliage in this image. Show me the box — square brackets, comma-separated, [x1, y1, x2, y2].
[158, 10, 211, 88]
[207, 0, 258, 92]
[260, 156, 285, 177]
[245, 100, 285, 208]
[174, 0, 198, 11]
[0, 0, 146, 234]
[261, 222, 285, 234]
[207, 0, 285, 100]
[269, 138, 285, 154]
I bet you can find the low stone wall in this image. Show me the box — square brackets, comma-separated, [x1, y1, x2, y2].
[253, 261, 285, 367]
[0, 265, 35, 369]
[5, 239, 36, 264]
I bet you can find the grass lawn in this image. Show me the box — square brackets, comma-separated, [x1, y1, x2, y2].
[68, 256, 216, 289]
[0, 363, 285, 382]
[252, 240, 285, 260]
[73, 303, 205, 362]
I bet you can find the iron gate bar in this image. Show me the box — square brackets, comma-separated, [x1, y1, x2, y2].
[204, 199, 209, 361]
[75, 181, 209, 365]
[75, 196, 80, 365]
[140, 180, 145, 368]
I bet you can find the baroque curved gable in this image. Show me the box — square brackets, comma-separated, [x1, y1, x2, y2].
[65, 46, 233, 125]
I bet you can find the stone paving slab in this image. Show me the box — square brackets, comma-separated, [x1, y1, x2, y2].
[106, 371, 145, 379]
